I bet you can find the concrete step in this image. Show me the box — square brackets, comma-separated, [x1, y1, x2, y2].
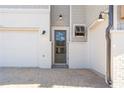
[52, 64, 68, 68]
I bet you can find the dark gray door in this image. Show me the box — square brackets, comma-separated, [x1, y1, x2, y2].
[55, 30, 66, 64]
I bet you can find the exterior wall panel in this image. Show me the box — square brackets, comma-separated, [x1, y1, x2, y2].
[111, 31, 124, 87]
[51, 5, 70, 26]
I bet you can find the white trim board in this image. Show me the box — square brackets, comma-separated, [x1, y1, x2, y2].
[0, 27, 40, 31]
[0, 9, 50, 14]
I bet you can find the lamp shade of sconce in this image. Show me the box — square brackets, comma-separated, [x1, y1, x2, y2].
[42, 30, 46, 35]
[98, 13, 104, 22]
[98, 11, 108, 22]
[59, 14, 63, 20]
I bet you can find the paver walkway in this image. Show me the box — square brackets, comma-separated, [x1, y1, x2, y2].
[0, 68, 109, 88]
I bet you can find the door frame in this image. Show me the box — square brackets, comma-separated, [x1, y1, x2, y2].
[51, 26, 70, 65]
[54, 30, 66, 64]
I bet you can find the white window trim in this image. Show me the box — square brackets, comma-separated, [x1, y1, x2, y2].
[73, 24, 86, 37]
[72, 24, 87, 42]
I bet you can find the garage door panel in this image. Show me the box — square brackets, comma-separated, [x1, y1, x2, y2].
[0, 28, 39, 67]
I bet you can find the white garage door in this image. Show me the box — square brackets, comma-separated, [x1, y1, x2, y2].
[0, 27, 39, 67]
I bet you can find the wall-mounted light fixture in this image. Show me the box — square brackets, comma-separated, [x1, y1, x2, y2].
[56, 14, 64, 26]
[42, 30, 46, 35]
[98, 11, 108, 22]
[59, 14, 63, 20]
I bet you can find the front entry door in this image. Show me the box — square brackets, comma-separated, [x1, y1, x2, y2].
[54, 30, 66, 64]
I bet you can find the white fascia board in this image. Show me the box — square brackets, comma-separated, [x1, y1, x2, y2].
[0, 8, 50, 14]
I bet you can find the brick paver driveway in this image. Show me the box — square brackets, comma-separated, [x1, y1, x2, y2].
[0, 68, 109, 88]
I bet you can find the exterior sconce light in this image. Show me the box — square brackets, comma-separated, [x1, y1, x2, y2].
[42, 30, 46, 35]
[59, 14, 63, 20]
[98, 13, 104, 22]
[98, 11, 108, 22]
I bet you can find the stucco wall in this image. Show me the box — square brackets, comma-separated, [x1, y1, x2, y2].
[69, 42, 89, 68]
[85, 5, 108, 76]
[88, 19, 108, 75]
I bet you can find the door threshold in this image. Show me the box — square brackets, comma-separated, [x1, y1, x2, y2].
[52, 64, 68, 69]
